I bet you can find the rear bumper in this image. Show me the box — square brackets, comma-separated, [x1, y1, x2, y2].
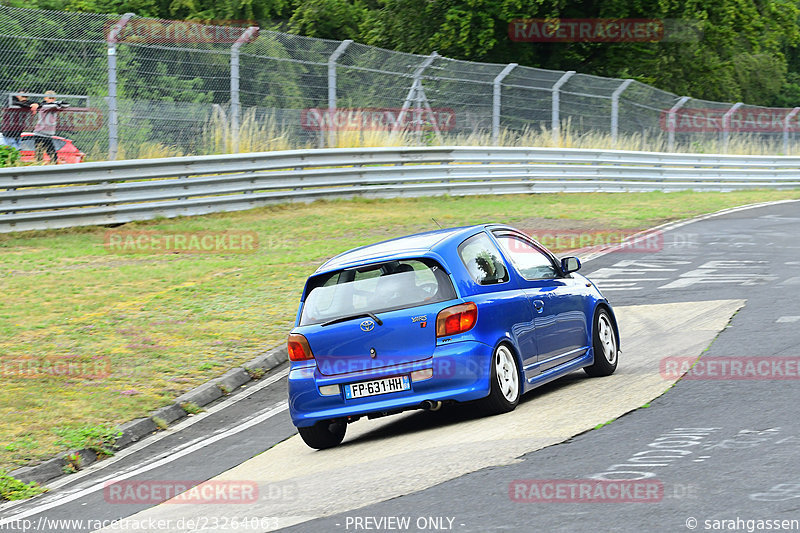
[288, 340, 493, 427]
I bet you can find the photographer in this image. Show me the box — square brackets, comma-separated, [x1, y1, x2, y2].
[32, 90, 69, 163]
[1, 90, 38, 149]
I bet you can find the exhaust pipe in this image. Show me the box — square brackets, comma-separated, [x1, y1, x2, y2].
[421, 400, 442, 412]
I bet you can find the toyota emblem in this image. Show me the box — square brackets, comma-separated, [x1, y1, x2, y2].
[360, 320, 375, 332]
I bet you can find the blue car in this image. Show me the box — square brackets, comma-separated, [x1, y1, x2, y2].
[287, 224, 619, 449]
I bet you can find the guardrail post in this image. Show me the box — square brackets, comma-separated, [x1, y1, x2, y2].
[492, 63, 517, 145]
[231, 26, 259, 154]
[611, 79, 634, 144]
[722, 102, 743, 152]
[667, 96, 690, 152]
[106, 13, 134, 161]
[326, 40, 353, 148]
[178, 175, 188, 200]
[551, 71, 575, 144]
[784, 107, 800, 154]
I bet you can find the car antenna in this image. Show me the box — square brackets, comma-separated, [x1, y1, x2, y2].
[431, 217, 443, 229]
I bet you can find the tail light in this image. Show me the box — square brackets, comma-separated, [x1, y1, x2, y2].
[288, 333, 314, 361]
[436, 302, 477, 337]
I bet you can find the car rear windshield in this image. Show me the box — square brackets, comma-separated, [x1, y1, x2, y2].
[300, 258, 456, 326]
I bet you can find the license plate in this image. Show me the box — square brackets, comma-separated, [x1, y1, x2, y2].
[344, 376, 411, 399]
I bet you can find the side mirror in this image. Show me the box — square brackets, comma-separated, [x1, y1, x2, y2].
[561, 256, 581, 274]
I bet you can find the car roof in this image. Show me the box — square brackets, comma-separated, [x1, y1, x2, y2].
[315, 224, 511, 274]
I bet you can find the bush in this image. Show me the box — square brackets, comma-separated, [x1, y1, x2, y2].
[0, 145, 20, 167]
[0, 472, 45, 500]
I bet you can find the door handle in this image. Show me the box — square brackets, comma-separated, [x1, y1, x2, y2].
[533, 300, 544, 313]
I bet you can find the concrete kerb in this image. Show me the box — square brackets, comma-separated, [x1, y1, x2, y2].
[8, 344, 288, 487]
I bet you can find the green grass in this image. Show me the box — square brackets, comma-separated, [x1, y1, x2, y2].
[1, 189, 799, 475]
[53, 424, 120, 457]
[594, 418, 617, 430]
[180, 401, 204, 415]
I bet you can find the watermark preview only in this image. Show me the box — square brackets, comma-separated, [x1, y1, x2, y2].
[340, 516, 459, 531]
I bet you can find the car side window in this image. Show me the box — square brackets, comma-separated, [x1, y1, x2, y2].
[458, 233, 509, 285]
[494, 232, 559, 280]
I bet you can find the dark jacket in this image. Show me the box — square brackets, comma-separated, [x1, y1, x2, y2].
[1, 96, 36, 137]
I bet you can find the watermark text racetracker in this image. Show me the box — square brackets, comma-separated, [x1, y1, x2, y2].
[0, 107, 103, 132]
[509, 18, 702, 43]
[104, 230, 258, 254]
[1, 356, 110, 379]
[301, 108, 456, 131]
[314, 357, 490, 378]
[102, 479, 293, 504]
[661, 107, 800, 133]
[105, 18, 258, 44]
[510, 18, 663, 42]
[661, 356, 800, 380]
[518, 228, 666, 253]
[509, 479, 663, 502]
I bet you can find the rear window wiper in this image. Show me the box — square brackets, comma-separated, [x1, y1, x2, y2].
[321, 312, 383, 327]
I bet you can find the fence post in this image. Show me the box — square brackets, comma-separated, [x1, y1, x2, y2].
[230, 26, 259, 154]
[722, 102, 743, 152]
[394, 52, 439, 135]
[611, 79, 633, 143]
[492, 63, 517, 145]
[106, 13, 134, 161]
[551, 71, 575, 144]
[667, 96, 690, 152]
[784, 107, 800, 154]
[326, 40, 353, 148]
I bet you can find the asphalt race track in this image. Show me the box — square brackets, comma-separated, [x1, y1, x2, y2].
[1, 199, 799, 533]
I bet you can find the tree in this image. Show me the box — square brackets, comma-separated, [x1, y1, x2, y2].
[359, 0, 800, 106]
[288, 0, 367, 40]
[6, 0, 800, 106]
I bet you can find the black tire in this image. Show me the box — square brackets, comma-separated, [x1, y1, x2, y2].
[297, 419, 347, 449]
[584, 308, 619, 377]
[481, 343, 521, 414]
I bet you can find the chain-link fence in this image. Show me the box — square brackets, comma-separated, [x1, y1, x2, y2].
[2, 4, 799, 162]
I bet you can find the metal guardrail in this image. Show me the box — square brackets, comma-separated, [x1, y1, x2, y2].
[2, 146, 800, 233]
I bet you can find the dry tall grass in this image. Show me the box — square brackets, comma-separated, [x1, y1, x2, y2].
[116, 142, 185, 160]
[202, 107, 297, 154]
[450, 120, 794, 156]
[110, 114, 800, 159]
